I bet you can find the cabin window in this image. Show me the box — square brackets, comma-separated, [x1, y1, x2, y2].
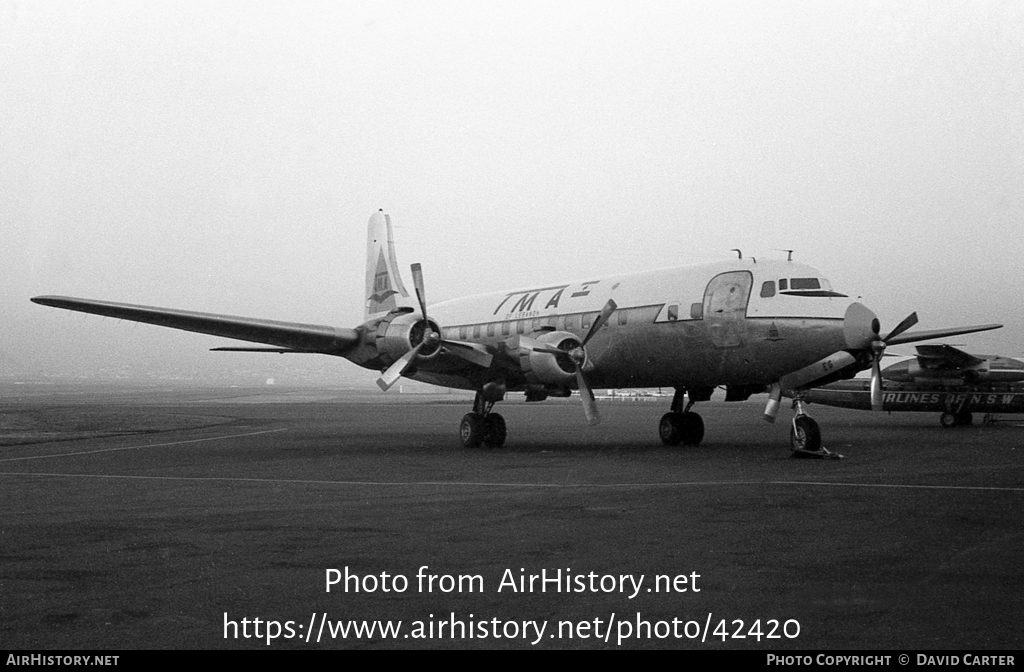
[618, 310, 628, 326]
[582, 316, 592, 331]
[516, 320, 526, 335]
[690, 303, 703, 319]
[532, 318, 541, 331]
[473, 324, 481, 338]
[666, 304, 678, 321]
[459, 326, 468, 340]
[564, 315, 577, 331]
[501, 321, 510, 336]
[760, 281, 776, 298]
[779, 279, 788, 290]
[486, 322, 496, 337]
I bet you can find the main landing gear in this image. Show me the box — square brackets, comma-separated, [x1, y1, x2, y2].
[940, 411, 973, 428]
[789, 396, 842, 459]
[940, 393, 974, 428]
[659, 389, 705, 446]
[460, 390, 507, 448]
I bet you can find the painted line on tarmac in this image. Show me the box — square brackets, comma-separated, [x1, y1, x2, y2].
[0, 471, 1021, 492]
[768, 480, 1024, 492]
[0, 428, 289, 463]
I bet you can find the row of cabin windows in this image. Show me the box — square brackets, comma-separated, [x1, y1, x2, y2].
[760, 277, 822, 298]
[445, 309, 631, 342]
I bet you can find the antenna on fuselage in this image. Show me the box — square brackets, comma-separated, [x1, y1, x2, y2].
[730, 249, 742, 259]
[775, 249, 794, 261]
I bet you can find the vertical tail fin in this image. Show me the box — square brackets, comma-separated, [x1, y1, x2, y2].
[365, 210, 413, 320]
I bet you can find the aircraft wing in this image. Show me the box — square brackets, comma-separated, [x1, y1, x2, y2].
[884, 323, 1002, 346]
[914, 344, 985, 369]
[31, 295, 361, 354]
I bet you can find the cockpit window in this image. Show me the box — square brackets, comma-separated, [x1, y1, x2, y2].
[760, 281, 776, 298]
[789, 277, 821, 290]
[778, 276, 848, 297]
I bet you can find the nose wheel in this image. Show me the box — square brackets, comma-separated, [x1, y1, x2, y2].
[789, 397, 843, 459]
[790, 415, 822, 452]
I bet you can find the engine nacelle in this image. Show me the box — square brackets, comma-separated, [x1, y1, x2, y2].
[901, 360, 988, 384]
[512, 330, 581, 386]
[374, 310, 442, 366]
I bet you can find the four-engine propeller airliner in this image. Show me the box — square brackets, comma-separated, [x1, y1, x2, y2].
[802, 345, 1024, 427]
[31, 211, 1002, 453]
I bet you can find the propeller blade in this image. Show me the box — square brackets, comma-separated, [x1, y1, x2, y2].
[576, 370, 601, 426]
[410, 263, 428, 319]
[763, 383, 783, 423]
[885, 322, 1002, 347]
[581, 299, 618, 348]
[843, 302, 880, 350]
[883, 312, 918, 343]
[376, 343, 423, 391]
[870, 356, 883, 411]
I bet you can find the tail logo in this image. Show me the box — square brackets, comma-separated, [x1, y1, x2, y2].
[367, 250, 400, 311]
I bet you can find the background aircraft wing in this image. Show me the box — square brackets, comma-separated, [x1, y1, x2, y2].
[914, 344, 986, 369]
[31, 295, 360, 354]
[884, 323, 1002, 347]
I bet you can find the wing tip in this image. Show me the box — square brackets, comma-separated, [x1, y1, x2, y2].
[31, 295, 70, 307]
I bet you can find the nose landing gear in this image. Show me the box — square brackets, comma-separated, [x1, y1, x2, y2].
[790, 396, 843, 459]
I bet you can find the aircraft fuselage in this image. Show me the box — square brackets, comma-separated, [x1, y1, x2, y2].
[805, 380, 1024, 415]
[355, 259, 863, 393]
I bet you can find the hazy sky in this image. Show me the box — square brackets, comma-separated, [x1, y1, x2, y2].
[3, 1, 1022, 385]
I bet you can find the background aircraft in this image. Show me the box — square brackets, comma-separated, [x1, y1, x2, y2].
[31, 211, 1001, 453]
[802, 345, 1024, 427]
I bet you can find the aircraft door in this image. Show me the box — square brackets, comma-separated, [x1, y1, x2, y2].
[703, 271, 753, 348]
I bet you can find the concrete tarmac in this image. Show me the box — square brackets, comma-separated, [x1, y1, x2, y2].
[1, 383, 1022, 650]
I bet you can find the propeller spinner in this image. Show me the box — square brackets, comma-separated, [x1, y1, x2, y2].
[533, 299, 618, 425]
[376, 263, 493, 391]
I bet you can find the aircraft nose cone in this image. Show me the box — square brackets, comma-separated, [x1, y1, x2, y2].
[843, 302, 880, 350]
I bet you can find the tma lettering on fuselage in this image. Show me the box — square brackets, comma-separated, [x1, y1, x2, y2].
[803, 345, 1024, 427]
[31, 211, 1001, 454]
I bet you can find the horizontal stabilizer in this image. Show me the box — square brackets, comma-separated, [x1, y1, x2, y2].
[31, 296, 360, 353]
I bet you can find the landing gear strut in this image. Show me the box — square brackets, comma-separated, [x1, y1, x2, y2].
[659, 389, 705, 446]
[460, 390, 506, 448]
[789, 396, 842, 459]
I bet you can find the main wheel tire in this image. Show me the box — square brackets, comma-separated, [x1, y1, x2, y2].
[955, 411, 973, 426]
[791, 415, 822, 453]
[460, 413, 485, 448]
[483, 413, 507, 448]
[940, 412, 957, 428]
[659, 412, 683, 446]
[680, 411, 705, 446]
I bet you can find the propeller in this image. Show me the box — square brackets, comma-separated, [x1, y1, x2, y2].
[867, 312, 919, 410]
[376, 263, 492, 391]
[533, 299, 617, 425]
